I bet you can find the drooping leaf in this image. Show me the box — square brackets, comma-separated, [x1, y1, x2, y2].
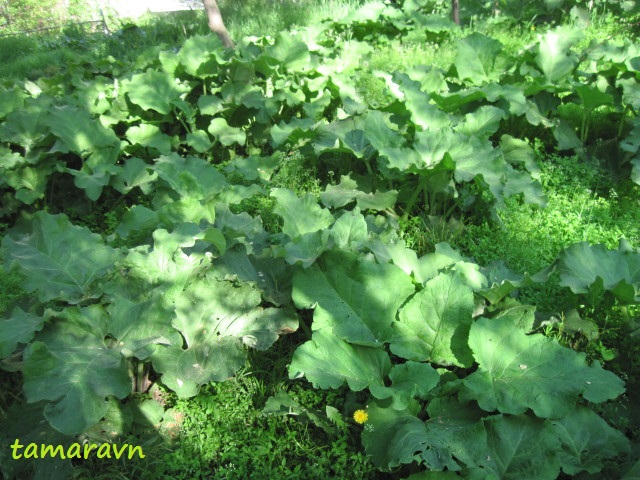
[207, 117, 246, 146]
[329, 209, 368, 249]
[288, 330, 391, 391]
[154, 275, 297, 398]
[555, 241, 640, 303]
[125, 69, 190, 115]
[391, 273, 475, 367]
[320, 174, 397, 211]
[293, 251, 414, 345]
[455, 33, 510, 85]
[263, 32, 312, 72]
[152, 153, 228, 199]
[460, 317, 625, 418]
[178, 34, 226, 77]
[534, 26, 582, 84]
[477, 414, 561, 479]
[125, 123, 172, 155]
[23, 306, 131, 435]
[271, 188, 334, 238]
[0, 307, 44, 359]
[425, 396, 487, 470]
[369, 362, 440, 410]
[2, 212, 118, 304]
[552, 407, 630, 474]
[361, 403, 429, 469]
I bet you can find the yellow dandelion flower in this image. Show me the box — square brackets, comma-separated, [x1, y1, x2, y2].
[353, 409, 368, 424]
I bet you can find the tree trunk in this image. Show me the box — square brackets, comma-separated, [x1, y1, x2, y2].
[202, 0, 233, 48]
[452, 0, 460, 25]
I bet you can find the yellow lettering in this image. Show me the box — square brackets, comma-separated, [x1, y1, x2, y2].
[66, 443, 82, 459]
[127, 445, 145, 459]
[83, 443, 98, 459]
[41, 444, 65, 459]
[97, 443, 112, 459]
[24, 443, 38, 459]
[10, 439, 24, 459]
[112, 443, 128, 459]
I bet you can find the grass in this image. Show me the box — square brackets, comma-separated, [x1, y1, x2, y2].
[0, 0, 366, 82]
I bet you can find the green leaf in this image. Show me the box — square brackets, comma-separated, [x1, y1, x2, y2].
[320, 175, 398, 211]
[289, 329, 391, 391]
[535, 26, 582, 84]
[0, 307, 44, 358]
[391, 273, 475, 367]
[207, 117, 246, 146]
[47, 105, 119, 155]
[500, 134, 541, 180]
[552, 407, 630, 475]
[330, 209, 368, 249]
[179, 35, 226, 77]
[111, 157, 158, 194]
[455, 33, 510, 85]
[153, 153, 228, 199]
[0, 103, 49, 152]
[271, 188, 334, 238]
[456, 106, 505, 139]
[293, 251, 414, 345]
[126, 123, 172, 155]
[2, 212, 118, 304]
[369, 362, 440, 410]
[264, 32, 312, 72]
[106, 294, 179, 360]
[154, 275, 297, 398]
[460, 317, 625, 418]
[575, 84, 614, 112]
[478, 415, 561, 479]
[23, 306, 131, 435]
[125, 69, 190, 115]
[186, 129, 213, 153]
[553, 119, 582, 150]
[556, 241, 640, 303]
[151, 338, 245, 398]
[361, 403, 429, 469]
[425, 396, 487, 470]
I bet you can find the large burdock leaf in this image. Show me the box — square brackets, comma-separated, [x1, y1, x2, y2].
[535, 26, 582, 84]
[47, 105, 119, 155]
[293, 251, 414, 345]
[477, 415, 561, 479]
[455, 33, 510, 85]
[263, 32, 311, 72]
[153, 275, 297, 398]
[288, 330, 390, 391]
[0, 307, 44, 358]
[2, 212, 118, 304]
[23, 306, 131, 435]
[153, 153, 228, 199]
[460, 317, 625, 418]
[125, 70, 190, 115]
[271, 188, 334, 238]
[361, 403, 429, 469]
[552, 407, 630, 475]
[369, 361, 440, 410]
[321, 174, 398, 211]
[556, 241, 640, 303]
[207, 117, 246, 146]
[178, 34, 226, 77]
[391, 273, 474, 367]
